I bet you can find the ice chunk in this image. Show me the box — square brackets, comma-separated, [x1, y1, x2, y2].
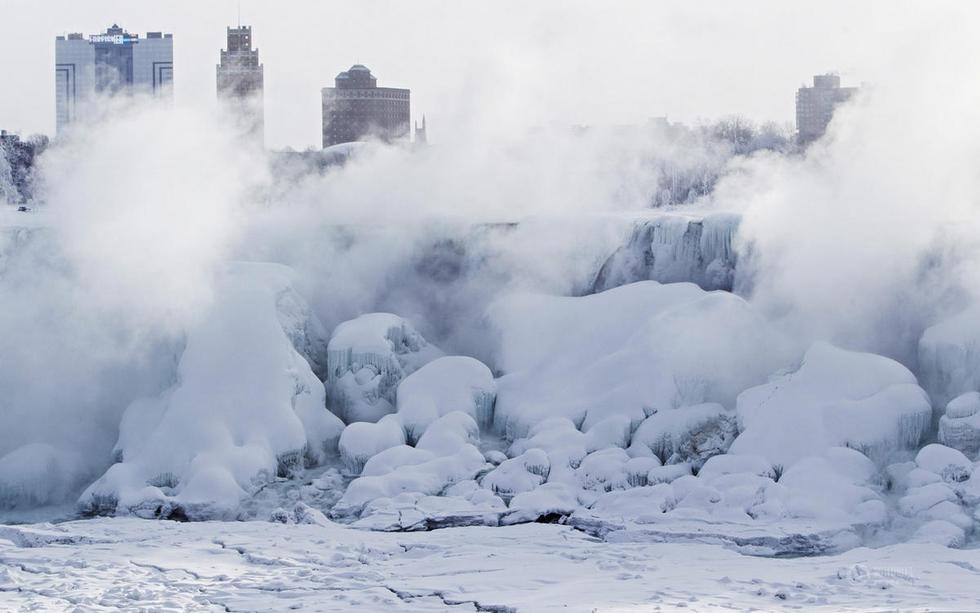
[78, 263, 345, 520]
[939, 392, 980, 458]
[396, 356, 495, 443]
[919, 307, 980, 406]
[326, 313, 443, 423]
[732, 342, 931, 467]
[338, 414, 406, 475]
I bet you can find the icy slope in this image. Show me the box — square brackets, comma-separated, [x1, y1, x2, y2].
[919, 306, 980, 407]
[78, 263, 344, 519]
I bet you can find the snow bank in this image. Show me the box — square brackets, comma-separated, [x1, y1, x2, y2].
[326, 313, 443, 423]
[592, 212, 741, 293]
[396, 356, 495, 443]
[78, 263, 344, 519]
[919, 307, 980, 407]
[491, 281, 792, 440]
[631, 403, 736, 467]
[731, 342, 932, 467]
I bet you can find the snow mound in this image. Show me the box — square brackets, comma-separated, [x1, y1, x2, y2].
[415, 412, 481, 456]
[326, 313, 443, 423]
[338, 414, 406, 475]
[919, 307, 980, 407]
[79, 263, 345, 520]
[939, 392, 980, 458]
[490, 281, 792, 440]
[396, 356, 495, 443]
[731, 342, 932, 467]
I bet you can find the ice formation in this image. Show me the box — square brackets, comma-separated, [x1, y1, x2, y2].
[919, 307, 980, 406]
[395, 356, 496, 443]
[0, 444, 87, 509]
[77, 263, 345, 520]
[731, 342, 932, 467]
[490, 280, 792, 439]
[325, 313, 443, 423]
[338, 414, 406, 475]
[939, 392, 980, 457]
[591, 212, 741, 293]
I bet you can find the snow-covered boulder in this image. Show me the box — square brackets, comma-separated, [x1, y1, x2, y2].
[352, 490, 505, 531]
[481, 449, 550, 496]
[338, 414, 406, 475]
[332, 444, 487, 518]
[0, 444, 88, 509]
[491, 281, 792, 441]
[731, 342, 932, 467]
[326, 313, 443, 423]
[939, 392, 980, 458]
[396, 356, 495, 443]
[910, 519, 967, 548]
[919, 307, 980, 407]
[360, 445, 434, 477]
[415, 412, 481, 456]
[575, 448, 659, 492]
[914, 444, 972, 483]
[79, 264, 345, 520]
[631, 403, 736, 467]
[502, 482, 582, 525]
[508, 418, 588, 481]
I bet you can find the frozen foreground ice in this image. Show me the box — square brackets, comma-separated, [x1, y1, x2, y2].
[3, 518, 980, 612]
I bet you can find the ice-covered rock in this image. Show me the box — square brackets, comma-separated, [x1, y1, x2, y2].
[415, 412, 481, 456]
[332, 444, 487, 517]
[502, 482, 582, 525]
[574, 448, 659, 492]
[731, 342, 932, 467]
[914, 444, 972, 483]
[508, 418, 588, 480]
[396, 356, 495, 443]
[360, 445, 434, 477]
[588, 484, 677, 520]
[631, 403, 736, 467]
[0, 444, 88, 509]
[939, 392, 980, 457]
[919, 307, 980, 407]
[491, 281, 792, 440]
[326, 313, 443, 423]
[78, 263, 345, 520]
[583, 415, 632, 452]
[592, 213, 741, 293]
[338, 414, 406, 475]
[481, 449, 550, 496]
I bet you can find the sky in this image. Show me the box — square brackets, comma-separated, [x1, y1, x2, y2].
[0, 0, 973, 149]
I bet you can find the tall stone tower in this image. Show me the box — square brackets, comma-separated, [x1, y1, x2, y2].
[216, 25, 264, 143]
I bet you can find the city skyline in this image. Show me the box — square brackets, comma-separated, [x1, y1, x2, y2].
[0, 1, 975, 148]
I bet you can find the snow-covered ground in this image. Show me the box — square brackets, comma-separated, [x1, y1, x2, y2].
[3, 518, 980, 612]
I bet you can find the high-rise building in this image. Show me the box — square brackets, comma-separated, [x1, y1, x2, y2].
[414, 115, 427, 145]
[216, 25, 264, 142]
[321, 65, 410, 148]
[55, 25, 173, 134]
[795, 74, 858, 144]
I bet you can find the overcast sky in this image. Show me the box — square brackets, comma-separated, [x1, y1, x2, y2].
[0, 0, 973, 149]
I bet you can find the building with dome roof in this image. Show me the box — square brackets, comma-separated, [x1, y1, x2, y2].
[321, 64, 410, 148]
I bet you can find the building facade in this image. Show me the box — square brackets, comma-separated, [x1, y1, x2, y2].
[55, 25, 173, 134]
[795, 74, 858, 144]
[321, 65, 410, 148]
[216, 25, 264, 142]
